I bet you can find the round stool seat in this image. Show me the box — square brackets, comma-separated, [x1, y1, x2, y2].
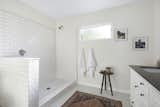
[100, 70, 113, 75]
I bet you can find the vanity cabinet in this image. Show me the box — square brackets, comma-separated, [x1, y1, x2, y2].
[130, 68, 160, 107]
[149, 85, 160, 107]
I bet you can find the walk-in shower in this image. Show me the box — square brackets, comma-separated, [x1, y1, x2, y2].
[0, 9, 75, 107]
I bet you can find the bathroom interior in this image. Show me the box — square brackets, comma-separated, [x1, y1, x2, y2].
[0, 0, 160, 107]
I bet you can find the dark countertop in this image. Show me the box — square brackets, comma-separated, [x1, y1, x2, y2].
[130, 65, 160, 92]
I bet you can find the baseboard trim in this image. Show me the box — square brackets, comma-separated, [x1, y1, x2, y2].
[78, 82, 130, 95]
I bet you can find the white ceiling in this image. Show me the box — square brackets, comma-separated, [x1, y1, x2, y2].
[19, 0, 138, 19]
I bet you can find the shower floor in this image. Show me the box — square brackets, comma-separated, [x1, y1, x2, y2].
[39, 79, 75, 106]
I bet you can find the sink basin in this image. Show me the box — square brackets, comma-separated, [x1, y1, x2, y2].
[142, 68, 160, 73]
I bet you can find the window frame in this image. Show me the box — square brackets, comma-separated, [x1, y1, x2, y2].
[79, 23, 113, 41]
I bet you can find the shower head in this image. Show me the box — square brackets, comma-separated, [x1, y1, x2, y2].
[58, 25, 64, 30]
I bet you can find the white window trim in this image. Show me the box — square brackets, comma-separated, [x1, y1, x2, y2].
[79, 23, 114, 41]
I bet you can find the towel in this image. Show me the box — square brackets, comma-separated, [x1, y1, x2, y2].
[79, 48, 87, 73]
[87, 48, 97, 72]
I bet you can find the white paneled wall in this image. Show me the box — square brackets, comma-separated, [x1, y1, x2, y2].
[0, 9, 56, 87]
[0, 58, 39, 107]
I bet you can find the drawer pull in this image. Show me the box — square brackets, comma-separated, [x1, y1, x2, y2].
[140, 93, 144, 96]
[140, 82, 144, 85]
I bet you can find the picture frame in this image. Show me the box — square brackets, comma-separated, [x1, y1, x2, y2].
[133, 36, 148, 50]
[114, 28, 128, 41]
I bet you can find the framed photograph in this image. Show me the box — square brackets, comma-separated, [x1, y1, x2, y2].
[114, 28, 128, 41]
[133, 36, 148, 50]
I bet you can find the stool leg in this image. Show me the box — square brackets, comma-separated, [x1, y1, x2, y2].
[105, 75, 107, 91]
[108, 75, 113, 96]
[100, 75, 105, 94]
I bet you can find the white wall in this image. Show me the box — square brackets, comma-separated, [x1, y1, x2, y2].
[0, 0, 56, 87]
[56, 21, 78, 81]
[153, 0, 160, 63]
[56, 0, 155, 93]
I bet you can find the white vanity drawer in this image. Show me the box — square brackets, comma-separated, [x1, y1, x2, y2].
[130, 68, 149, 107]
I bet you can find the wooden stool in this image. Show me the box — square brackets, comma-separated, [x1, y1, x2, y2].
[99, 67, 114, 96]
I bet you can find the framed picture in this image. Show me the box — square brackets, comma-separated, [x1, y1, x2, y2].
[133, 36, 148, 50]
[114, 28, 128, 41]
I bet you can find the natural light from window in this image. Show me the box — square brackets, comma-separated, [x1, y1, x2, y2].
[80, 24, 112, 40]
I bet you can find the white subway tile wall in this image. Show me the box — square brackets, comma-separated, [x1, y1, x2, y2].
[0, 10, 17, 56]
[0, 58, 39, 107]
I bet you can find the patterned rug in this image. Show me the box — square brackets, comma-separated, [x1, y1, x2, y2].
[61, 91, 122, 107]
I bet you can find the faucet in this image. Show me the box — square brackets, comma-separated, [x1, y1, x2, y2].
[157, 59, 160, 67]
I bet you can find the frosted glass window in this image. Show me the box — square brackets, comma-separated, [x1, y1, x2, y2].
[80, 24, 112, 40]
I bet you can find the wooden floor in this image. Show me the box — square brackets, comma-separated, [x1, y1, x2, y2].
[41, 84, 130, 107]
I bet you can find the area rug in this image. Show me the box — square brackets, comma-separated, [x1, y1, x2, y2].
[61, 91, 122, 107]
